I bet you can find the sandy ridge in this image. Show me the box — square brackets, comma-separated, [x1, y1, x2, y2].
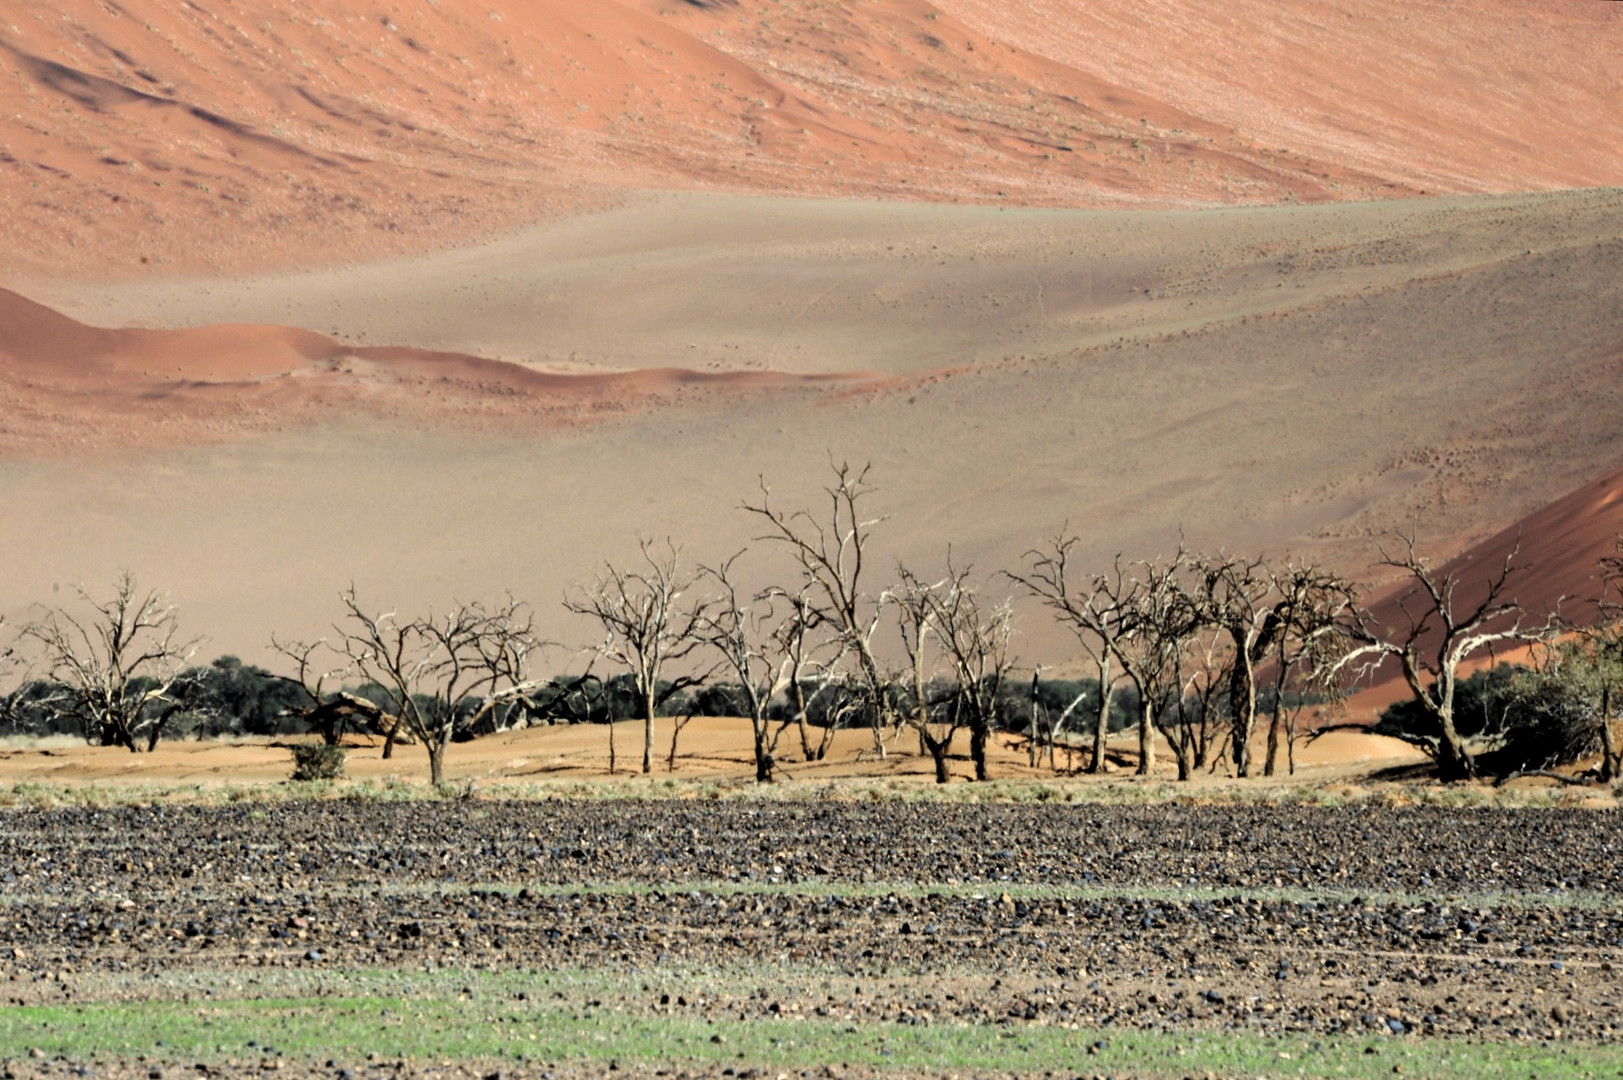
[0, 287, 880, 452]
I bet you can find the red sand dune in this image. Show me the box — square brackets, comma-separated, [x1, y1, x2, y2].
[0, 0, 1473, 278]
[0, 288, 870, 451]
[937, 0, 1623, 196]
[7, 0, 1616, 278]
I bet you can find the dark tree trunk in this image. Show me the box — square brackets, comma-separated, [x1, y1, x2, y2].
[1601, 686, 1616, 784]
[970, 717, 990, 782]
[1434, 708, 1475, 782]
[642, 689, 657, 775]
[1229, 652, 1255, 778]
[1089, 664, 1111, 774]
[754, 724, 774, 783]
[793, 680, 814, 761]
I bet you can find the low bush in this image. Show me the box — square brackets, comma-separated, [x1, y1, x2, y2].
[289, 743, 347, 781]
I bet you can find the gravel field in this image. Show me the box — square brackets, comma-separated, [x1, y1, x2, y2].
[1, 800, 1619, 1078]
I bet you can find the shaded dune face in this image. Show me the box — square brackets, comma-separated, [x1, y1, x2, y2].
[0, 0, 1438, 277]
[1363, 466, 1623, 653]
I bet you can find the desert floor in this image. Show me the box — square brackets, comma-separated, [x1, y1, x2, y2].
[2, 795, 1622, 1080]
[0, 715, 1438, 795]
[7, 2, 1623, 1077]
[6, 187, 1623, 671]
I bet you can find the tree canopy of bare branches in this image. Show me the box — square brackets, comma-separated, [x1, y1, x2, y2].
[1260, 563, 1359, 776]
[565, 540, 715, 775]
[1008, 537, 1133, 774]
[1331, 535, 1562, 781]
[1188, 553, 1282, 778]
[888, 564, 957, 783]
[1111, 548, 1206, 780]
[332, 589, 542, 784]
[1569, 539, 1623, 781]
[925, 562, 1015, 782]
[744, 461, 893, 759]
[697, 554, 800, 782]
[21, 572, 203, 752]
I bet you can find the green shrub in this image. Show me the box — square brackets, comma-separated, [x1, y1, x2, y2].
[1491, 670, 1602, 773]
[289, 743, 347, 781]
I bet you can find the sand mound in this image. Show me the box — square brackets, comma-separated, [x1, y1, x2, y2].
[0, 715, 1422, 790]
[0, 287, 873, 451]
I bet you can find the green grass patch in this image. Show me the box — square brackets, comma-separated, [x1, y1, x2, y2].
[1, 969, 1619, 1079]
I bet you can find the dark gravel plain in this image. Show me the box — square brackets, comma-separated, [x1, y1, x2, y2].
[1, 800, 1620, 1077]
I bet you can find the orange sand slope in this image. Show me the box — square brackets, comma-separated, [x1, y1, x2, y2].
[939, 0, 1623, 199]
[0, 287, 872, 450]
[8, 0, 1619, 276]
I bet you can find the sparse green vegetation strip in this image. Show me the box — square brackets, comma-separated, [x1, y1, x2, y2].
[1, 969, 1619, 1080]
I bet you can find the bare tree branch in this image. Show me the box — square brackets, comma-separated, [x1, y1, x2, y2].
[21, 572, 203, 752]
[330, 589, 542, 784]
[1328, 534, 1562, 781]
[1007, 535, 1131, 774]
[565, 539, 718, 775]
[744, 460, 893, 759]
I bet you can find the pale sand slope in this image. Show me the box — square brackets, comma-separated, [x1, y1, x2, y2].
[35, 187, 1623, 379]
[0, 718, 1425, 789]
[4, 189, 1623, 667]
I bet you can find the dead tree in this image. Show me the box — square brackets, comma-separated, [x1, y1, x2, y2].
[1577, 542, 1623, 781]
[565, 540, 715, 774]
[1262, 564, 1359, 775]
[22, 572, 202, 752]
[1114, 550, 1205, 780]
[768, 584, 828, 761]
[888, 565, 961, 783]
[1331, 536, 1560, 782]
[927, 563, 1015, 782]
[1024, 669, 1047, 769]
[335, 589, 541, 784]
[744, 461, 893, 758]
[1176, 622, 1234, 774]
[1189, 554, 1286, 778]
[0, 617, 16, 729]
[1009, 540, 1135, 774]
[698, 554, 799, 783]
[882, 565, 980, 782]
[267, 635, 394, 746]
